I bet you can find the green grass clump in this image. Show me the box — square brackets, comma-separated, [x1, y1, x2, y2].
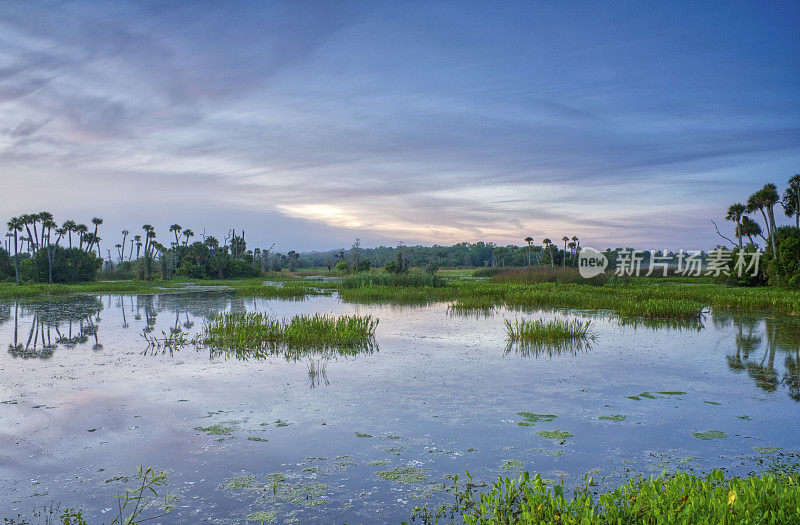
[202, 312, 378, 355]
[506, 318, 593, 344]
[340, 270, 445, 288]
[418, 470, 800, 524]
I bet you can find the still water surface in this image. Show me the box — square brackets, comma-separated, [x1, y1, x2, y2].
[0, 292, 798, 523]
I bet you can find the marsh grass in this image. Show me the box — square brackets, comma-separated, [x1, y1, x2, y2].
[340, 270, 445, 288]
[506, 318, 594, 344]
[202, 312, 378, 359]
[492, 266, 618, 286]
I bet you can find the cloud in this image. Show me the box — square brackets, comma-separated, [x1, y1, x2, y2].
[0, 1, 798, 251]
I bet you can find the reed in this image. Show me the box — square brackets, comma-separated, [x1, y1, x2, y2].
[505, 318, 594, 344]
[202, 312, 378, 353]
[340, 270, 445, 288]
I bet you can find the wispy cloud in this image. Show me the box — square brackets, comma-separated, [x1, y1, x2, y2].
[0, 0, 798, 251]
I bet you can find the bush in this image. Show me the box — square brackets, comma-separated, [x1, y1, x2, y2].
[29, 247, 102, 283]
[0, 249, 12, 281]
[767, 227, 800, 288]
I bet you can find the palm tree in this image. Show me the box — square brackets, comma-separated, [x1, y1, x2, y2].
[182, 229, 194, 246]
[543, 238, 553, 267]
[571, 236, 579, 266]
[524, 236, 533, 266]
[120, 230, 129, 262]
[562, 236, 569, 267]
[134, 235, 142, 259]
[75, 224, 89, 251]
[783, 174, 800, 228]
[19, 214, 36, 254]
[62, 220, 77, 248]
[726, 203, 746, 249]
[739, 216, 764, 246]
[88, 217, 103, 253]
[170, 224, 182, 246]
[6, 217, 23, 283]
[41, 217, 58, 283]
[747, 184, 780, 254]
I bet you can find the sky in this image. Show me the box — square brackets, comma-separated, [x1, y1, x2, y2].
[1, 0, 799, 253]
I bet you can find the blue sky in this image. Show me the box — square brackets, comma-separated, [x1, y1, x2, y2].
[1, 1, 798, 252]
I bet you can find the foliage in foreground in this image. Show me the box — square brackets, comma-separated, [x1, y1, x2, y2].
[412, 470, 800, 524]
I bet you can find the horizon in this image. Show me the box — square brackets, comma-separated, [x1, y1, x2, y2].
[1, 1, 799, 252]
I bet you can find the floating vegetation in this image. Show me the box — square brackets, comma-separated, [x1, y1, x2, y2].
[692, 430, 729, 440]
[500, 460, 524, 470]
[220, 473, 258, 491]
[703, 400, 722, 405]
[202, 312, 378, 359]
[536, 430, 573, 440]
[754, 447, 782, 454]
[355, 432, 373, 438]
[516, 412, 557, 426]
[386, 435, 400, 439]
[246, 510, 277, 523]
[247, 436, 268, 442]
[738, 415, 753, 420]
[598, 415, 626, 422]
[194, 423, 236, 435]
[627, 391, 683, 400]
[377, 466, 427, 483]
[274, 419, 291, 427]
[369, 460, 391, 466]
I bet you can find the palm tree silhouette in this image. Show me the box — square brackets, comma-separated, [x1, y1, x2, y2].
[6, 217, 23, 283]
[726, 203, 746, 249]
[561, 236, 569, 267]
[543, 238, 553, 267]
[524, 236, 533, 266]
[170, 224, 182, 246]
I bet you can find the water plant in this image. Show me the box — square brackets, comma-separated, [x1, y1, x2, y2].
[201, 312, 378, 357]
[536, 430, 573, 440]
[692, 430, 729, 440]
[377, 466, 427, 483]
[412, 469, 800, 524]
[516, 412, 557, 426]
[598, 415, 626, 422]
[505, 318, 594, 344]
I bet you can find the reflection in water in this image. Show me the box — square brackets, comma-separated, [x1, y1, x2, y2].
[6, 297, 103, 358]
[717, 311, 800, 401]
[505, 338, 593, 358]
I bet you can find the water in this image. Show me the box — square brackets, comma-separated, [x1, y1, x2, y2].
[0, 292, 798, 523]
